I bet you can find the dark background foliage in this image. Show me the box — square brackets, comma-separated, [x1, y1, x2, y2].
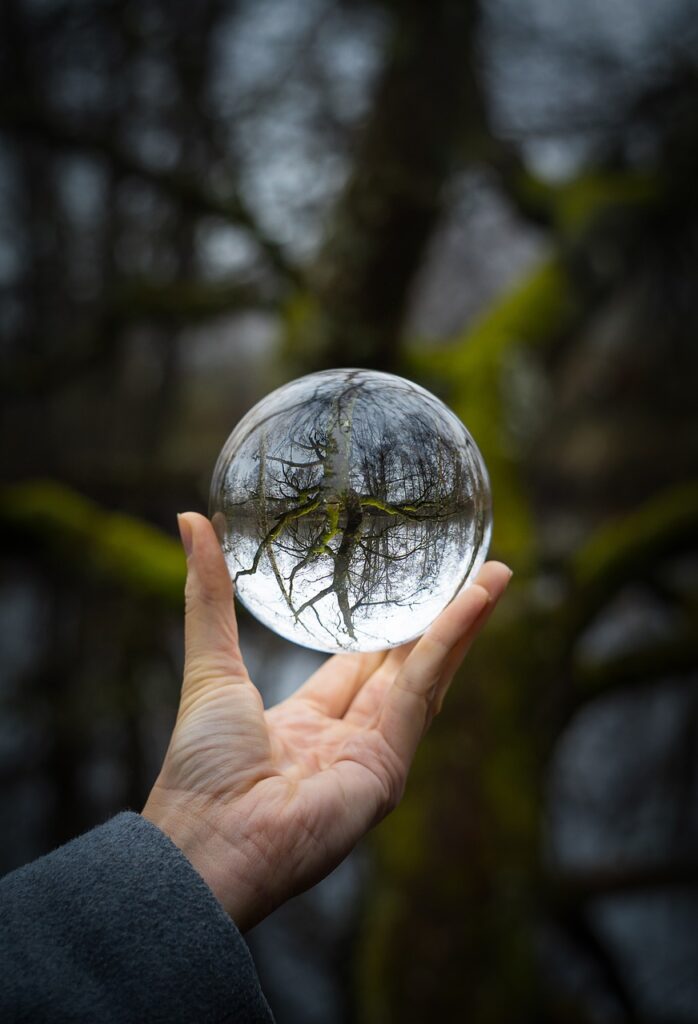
[1, 1, 697, 1021]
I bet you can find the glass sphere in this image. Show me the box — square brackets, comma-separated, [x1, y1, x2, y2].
[209, 369, 492, 653]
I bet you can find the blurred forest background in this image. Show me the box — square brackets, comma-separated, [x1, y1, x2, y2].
[1, 0, 698, 1021]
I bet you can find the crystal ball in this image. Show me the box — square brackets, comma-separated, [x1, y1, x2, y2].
[209, 369, 492, 653]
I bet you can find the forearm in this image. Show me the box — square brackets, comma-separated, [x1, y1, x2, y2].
[0, 813, 274, 1023]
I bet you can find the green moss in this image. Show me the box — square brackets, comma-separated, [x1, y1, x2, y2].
[404, 171, 660, 568]
[0, 480, 185, 606]
[311, 502, 341, 554]
[573, 479, 698, 591]
[96, 513, 185, 603]
[1, 478, 98, 543]
[515, 169, 658, 237]
[409, 258, 577, 566]
[360, 497, 422, 516]
[448, 258, 575, 362]
[551, 171, 658, 236]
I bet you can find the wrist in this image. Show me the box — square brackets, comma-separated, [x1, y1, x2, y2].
[142, 787, 267, 931]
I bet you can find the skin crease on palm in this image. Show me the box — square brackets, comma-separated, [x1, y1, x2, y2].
[142, 512, 512, 932]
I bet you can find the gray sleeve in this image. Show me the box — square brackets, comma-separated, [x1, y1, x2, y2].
[0, 812, 274, 1024]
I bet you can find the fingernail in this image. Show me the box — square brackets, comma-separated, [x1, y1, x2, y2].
[177, 513, 194, 558]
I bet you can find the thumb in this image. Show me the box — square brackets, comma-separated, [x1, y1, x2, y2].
[177, 512, 247, 686]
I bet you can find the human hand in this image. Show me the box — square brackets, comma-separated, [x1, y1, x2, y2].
[142, 513, 511, 931]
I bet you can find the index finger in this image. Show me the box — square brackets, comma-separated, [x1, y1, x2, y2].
[377, 562, 511, 767]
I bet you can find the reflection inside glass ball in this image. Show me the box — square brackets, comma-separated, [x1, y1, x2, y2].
[209, 368, 492, 653]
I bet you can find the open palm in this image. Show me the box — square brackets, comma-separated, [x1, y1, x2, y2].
[143, 513, 510, 931]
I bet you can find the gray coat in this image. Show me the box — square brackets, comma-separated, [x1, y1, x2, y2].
[0, 813, 274, 1022]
